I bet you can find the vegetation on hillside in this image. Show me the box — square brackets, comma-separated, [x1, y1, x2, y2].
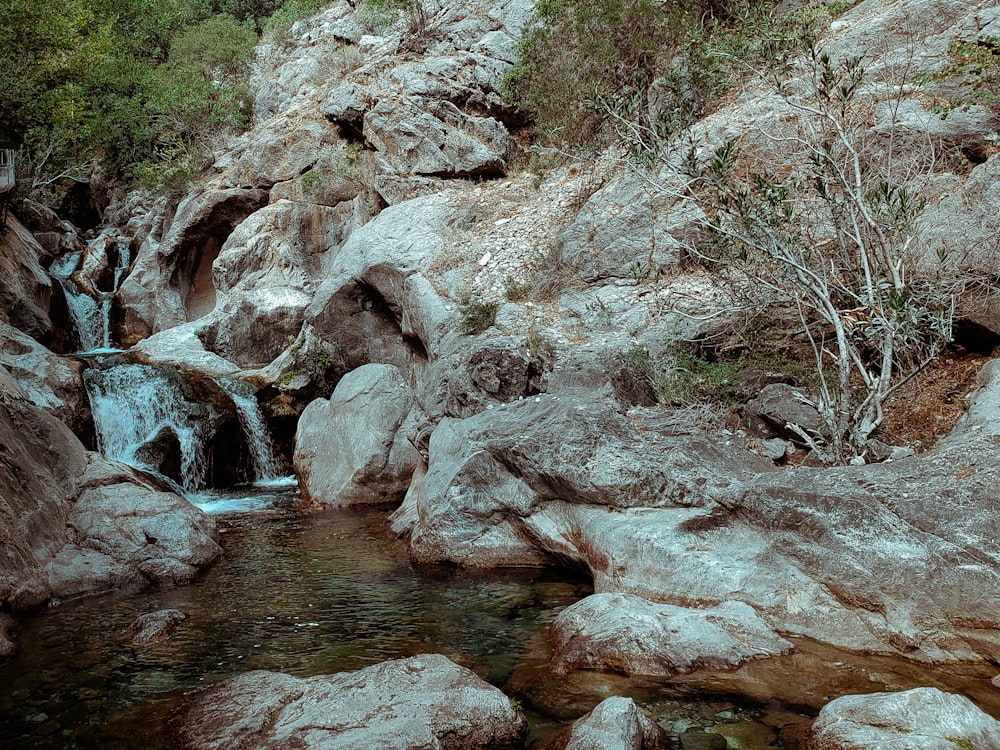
[503, 0, 995, 464]
[0, 0, 327, 204]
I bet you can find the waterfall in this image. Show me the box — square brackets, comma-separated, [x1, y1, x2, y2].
[50, 240, 131, 353]
[85, 364, 210, 492]
[50, 252, 107, 353]
[216, 378, 283, 482]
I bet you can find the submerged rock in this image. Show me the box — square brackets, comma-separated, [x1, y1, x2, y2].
[798, 687, 1000, 750]
[176, 653, 527, 750]
[549, 593, 793, 678]
[534, 696, 670, 750]
[125, 609, 188, 646]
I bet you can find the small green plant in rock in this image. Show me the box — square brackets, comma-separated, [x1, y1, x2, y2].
[927, 36, 1000, 118]
[458, 298, 500, 335]
[947, 738, 978, 750]
[525, 324, 557, 358]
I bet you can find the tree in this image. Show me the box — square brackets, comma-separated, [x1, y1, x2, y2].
[676, 50, 959, 464]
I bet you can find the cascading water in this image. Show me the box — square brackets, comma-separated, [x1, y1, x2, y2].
[50, 251, 107, 353]
[84, 363, 210, 492]
[50, 240, 132, 353]
[215, 378, 283, 482]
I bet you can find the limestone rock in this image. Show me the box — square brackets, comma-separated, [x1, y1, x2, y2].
[535, 697, 670, 750]
[558, 171, 699, 283]
[176, 654, 528, 750]
[194, 199, 357, 368]
[400, 390, 767, 566]
[804, 688, 1000, 749]
[741, 383, 822, 441]
[294, 363, 419, 507]
[118, 187, 269, 341]
[0, 214, 53, 341]
[0, 378, 89, 610]
[549, 593, 793, 677]
[0, 321, 89, 437]
[125, 609, 188, 646]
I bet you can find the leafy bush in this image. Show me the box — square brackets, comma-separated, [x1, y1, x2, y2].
[927, 36, 1000, 119]
[458, 298, 500, 335]
[503, 0, 795, 150]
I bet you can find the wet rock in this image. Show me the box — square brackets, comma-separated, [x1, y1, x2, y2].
[294, 363, 419, 507]
[535, 696, 670, 750]
[803, 687, 1000, 749]
[125, 609, 188, 646]
[176, 653, 527, 750]
[550, 593, 793, 678]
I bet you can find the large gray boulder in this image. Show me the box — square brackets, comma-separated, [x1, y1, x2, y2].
[0, 321, 89, 436]
[195, 199, 357, 368]
[535, 697, 670, 750]
[118, 187, 269, 343]
[176, 654, 528, 750]
[395, 389, 767, 566]
[294, 363, 419, 507]
[800, 688, 1000, 750]
[303, 193, 455, 383]
[0, 369, 220, 615]
[549, 593, 793, 677]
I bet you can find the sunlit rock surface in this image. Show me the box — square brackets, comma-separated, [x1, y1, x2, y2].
[177, 653, 527, 750]
[294, 363, 419, 507]
[796, 688, 1000, 750]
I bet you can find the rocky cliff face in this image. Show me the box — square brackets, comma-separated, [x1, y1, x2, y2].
[5, 0, 1000, 702]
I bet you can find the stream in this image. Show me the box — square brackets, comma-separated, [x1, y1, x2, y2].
[0, 482, 591, 749]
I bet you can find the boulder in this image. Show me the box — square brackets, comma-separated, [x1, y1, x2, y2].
[534, 696, 670, 750]
[0, 321, 89, 437]
[305, 193, 456, 381]
[741, 383, 822, 441]
[364, 97, 519, 183]
[802, 688, 1000, 750]
[176, 654, 528, 750]
[549, 593, 793, 677]
[558, 170, 699, 283]
[194, 199, 357, 368]
[0, 370, 221, 614]
[294, 364, 419, 507]
[398, 390, 767, 566]
[0, 214, 54, 342]
[124, 609, 189, 646]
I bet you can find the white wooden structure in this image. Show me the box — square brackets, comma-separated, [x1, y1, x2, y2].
[0, 150, 14, 193]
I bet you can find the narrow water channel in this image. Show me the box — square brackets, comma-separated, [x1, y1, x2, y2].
[0, 484, 591, 749]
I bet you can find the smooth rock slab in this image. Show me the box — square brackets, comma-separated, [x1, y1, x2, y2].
[176, 653, 527, 750]
[550, 593, 793, 677]
[802, 687, 1000, 750]
[535, 696, 670, 750]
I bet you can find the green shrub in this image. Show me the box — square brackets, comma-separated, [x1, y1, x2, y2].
[503, 0, 796, 151]
[458, 298, 500, 335]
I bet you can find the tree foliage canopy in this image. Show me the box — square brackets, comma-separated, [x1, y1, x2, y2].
[0, 0, 321, 202]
